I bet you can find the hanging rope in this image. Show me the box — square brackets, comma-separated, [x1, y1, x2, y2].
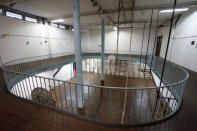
[144, 9, 154, 71]
[160, 0, 177, 86]
[121, 0, 135, 123]
[115, 0, 121, 59]
[139, 24, 146, 73]
[152, 0, 177, 119]
[150, 9, 160, 67]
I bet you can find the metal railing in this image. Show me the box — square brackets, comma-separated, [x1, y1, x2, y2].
[1, 53, 189, 126]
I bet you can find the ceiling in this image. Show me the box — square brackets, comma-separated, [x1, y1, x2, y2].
[0, 0, 197, 28]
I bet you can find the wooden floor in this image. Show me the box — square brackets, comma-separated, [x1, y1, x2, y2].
[51, 72, 157, 124]
[0, 68, 197, 130]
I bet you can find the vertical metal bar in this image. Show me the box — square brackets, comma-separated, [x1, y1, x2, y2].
[52, 79, 58, 109]
[173, 83, 182, 111]
[110, 59, 112, 75]
[75, 83, 78, 111]
[88, 86, 90, 116]
[101, 88, 105, 120]
[89, 59, 90, 72]
[108, 88, 112, 121]
[156, 87, 164, 120]
[38, 77, 44, 102]
[93, 59, 95, 72]
[12, 86, 16, 95]
[31, 76, 36, 93]
[145, 88, 152, 121]
[63, 82, 69, 111]
[43, 78, 48, 91]
[178, 82, 185, 108]
[18, 81, 25, 98]
[97, 58, 98, 73]
[116, 89, 120, 121]
[165, 86, 173, 116]
[14, 83, 20, 96]
[58, 81, 63, 110]
[144, 89, 151, 122]
[92, 59, 93, 72]
[26, 76, 33, 98]
[149, 88, 157, 120]
[118, 60, 120, 76]
[69, 83, 73, 113]
[73, 0, 83, 109]
[94, 88, 97, 118]
[101, 18, 105, 84]
[132, 89, 136, 122]
[21, 78, 28, 99]
[138, 89, 144, 122]
[162, 87, 169, 118]
[104, 59, 106, 74]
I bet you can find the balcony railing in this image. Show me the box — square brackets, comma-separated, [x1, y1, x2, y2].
[1, 52, 189, 126]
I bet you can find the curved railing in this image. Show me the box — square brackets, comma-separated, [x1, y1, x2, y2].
[1, 52, 189, 126]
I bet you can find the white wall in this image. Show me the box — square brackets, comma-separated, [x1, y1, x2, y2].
[84, 27, 156, 55]
[158, 9, 197, 72]
[2, 9, 197, 73]
[0, 15, 157, 67]
[0, 15, 74, 65]
[37, 63, 74, 81]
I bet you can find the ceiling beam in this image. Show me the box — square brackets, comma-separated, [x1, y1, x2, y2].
[48, 1, 197, 20]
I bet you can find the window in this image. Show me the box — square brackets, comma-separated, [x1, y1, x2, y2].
[0, 9, 2, 14]
[51, 23, 58, 28]
[59, 25, 65, 29]
[6, 11, 22, 19]
[25, 16, 37, 23]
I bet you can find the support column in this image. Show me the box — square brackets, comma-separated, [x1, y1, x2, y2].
[101, 19, 105, 86]
[72, 0, 84, 114]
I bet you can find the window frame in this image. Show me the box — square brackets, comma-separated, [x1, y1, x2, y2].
[59, 25, 65, 29]
[51, 23, 58, 28]
[25, 16, 38, 23]
[5, 11, 23, 19]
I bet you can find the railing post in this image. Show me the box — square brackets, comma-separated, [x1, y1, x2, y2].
[72, 0, 84, 114]
[101, 18, 105, 86]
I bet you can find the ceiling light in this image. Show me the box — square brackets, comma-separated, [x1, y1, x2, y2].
[113, 26, 118, 31]
[72, 28, 74, 32]
[51, 19, 64, 23]
[160, 8, 189, 13]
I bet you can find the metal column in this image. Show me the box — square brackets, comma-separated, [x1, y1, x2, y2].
[72, 0, 83, 109]
[101, 19, 105, 86]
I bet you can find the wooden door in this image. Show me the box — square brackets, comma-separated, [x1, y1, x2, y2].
[155, 36, 163, 57]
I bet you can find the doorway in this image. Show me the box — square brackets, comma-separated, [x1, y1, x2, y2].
[155, 36, 163, 57]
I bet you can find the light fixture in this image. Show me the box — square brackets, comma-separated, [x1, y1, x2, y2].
[72, 28, 74, 32]
[160, 8, 189, 13]
[51, 19, 64, 23]
[113, 26, 118, 31]
[2, 34, 10, 38]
